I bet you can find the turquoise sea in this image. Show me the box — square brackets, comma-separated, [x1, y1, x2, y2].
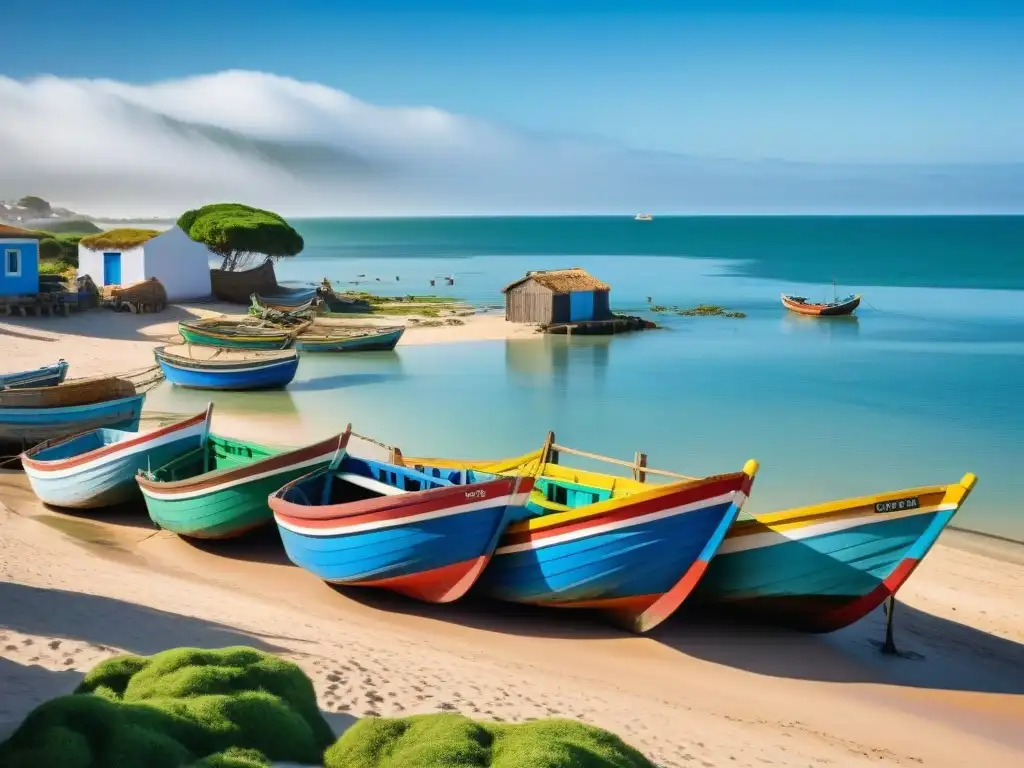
[151, 216, 1024, 542]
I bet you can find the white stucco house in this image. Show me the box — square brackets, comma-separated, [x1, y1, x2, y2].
[78, 225, 214, 301]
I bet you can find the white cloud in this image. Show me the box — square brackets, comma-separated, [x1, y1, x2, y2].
[0, 70, 1020, 217]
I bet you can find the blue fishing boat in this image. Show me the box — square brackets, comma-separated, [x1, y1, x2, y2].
[294, 325, 405, 352]
[0, 394, 146, 453]
[155, 345, 299, 391]
[21, 406, 212, 509]
[269, 428, 536, 604]
[398, 435, 757, 633]
[0, 360, 69, 389]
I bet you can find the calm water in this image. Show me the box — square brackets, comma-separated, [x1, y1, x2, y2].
[167, 217, 1023, 541]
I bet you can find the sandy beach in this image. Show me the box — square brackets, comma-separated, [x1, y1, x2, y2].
[1, 475, 1022, 767]
[2, 307, 1023, 767]
[0, 302, 539, 381]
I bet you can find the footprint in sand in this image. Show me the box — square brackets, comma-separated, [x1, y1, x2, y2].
[4, 645, 17, 652]
[48, 640, 61, 650]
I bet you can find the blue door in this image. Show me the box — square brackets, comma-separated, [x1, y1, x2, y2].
[103, 252, 122, 285]
[569, 290, 595, 321]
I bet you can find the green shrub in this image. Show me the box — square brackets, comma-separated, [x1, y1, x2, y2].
[38, 260, 74, 276]
[38, 237, 64, 260]
[323, 713, 657, 768]
[0, 646, 333, 768]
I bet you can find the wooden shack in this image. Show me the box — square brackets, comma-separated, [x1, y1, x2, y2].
[502, 267, 611, 324]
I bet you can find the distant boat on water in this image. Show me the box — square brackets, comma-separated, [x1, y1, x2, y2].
[634, 213, 653, 221]
[781, 279, 861, 317]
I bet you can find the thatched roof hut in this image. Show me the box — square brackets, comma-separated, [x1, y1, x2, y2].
[501, 267, 612, 324]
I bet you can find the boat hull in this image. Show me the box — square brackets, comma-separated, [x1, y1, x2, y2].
[156, 353, 299, 391]
[178, 324, 295, 350]
[272, 462, 533, 603]
[693, 474, 976, 631]
[21, 410, 210, 509]
[781, 294, 861, 317]
[137, 436, 340, 539]
[0, 394, 146, 453]
[294, 327, 405, 352]
[0, 360, 69, 389]
[479, 465, 757, 633]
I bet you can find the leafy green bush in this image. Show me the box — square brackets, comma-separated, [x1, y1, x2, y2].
[38, 237, 64, 260]
[0, 647, 333, 768]
[38, 259, 74, 276]
[323, 714, 657, 768]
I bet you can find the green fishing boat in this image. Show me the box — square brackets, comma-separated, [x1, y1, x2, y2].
[177, 318, 308, 350]
[136, 432, 343, 539]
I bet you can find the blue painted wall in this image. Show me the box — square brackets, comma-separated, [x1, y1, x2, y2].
[0, 240, 40, 297]
[568, 290, 596, 321]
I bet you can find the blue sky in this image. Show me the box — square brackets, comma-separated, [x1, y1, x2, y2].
[5, 0, 1024, 165]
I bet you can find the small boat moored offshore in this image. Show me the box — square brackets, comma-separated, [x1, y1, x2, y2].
[21, 406, 212, 509]
[155, 345, 299, 391]
[178, 318, 308, 350]
[692, 473, 978, 631]
[294, 324, 405, 352]
[398, 434, 758, 633]
[0, 360, 69, 390]
[781, 280, 861, 317]
[270, 427, 535, 603]
[137, 432, 343, 539]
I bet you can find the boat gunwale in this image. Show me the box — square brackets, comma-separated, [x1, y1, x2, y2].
[739, 472, 977, 531]
[271, 469, 528, 524]
[155, 345, 298, 368]
[20, 408, 211, 471]
[136, 433, 345, 495]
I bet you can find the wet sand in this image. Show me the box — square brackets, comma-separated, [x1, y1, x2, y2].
[1, 468, 1022, 767]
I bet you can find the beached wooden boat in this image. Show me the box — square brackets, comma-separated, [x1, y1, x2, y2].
[0, 360, 69, 389]
[270, 427, 535, 603]
[691, 474, 977, 631]
[178, 318, 307, 350]
[395, 434, 758, 633]
[293, 325, 405, 352]
[0, 376, 136, 410]
[0, 393, 146, 453]
[781, 282, 861, 317]
[136, 433, 342, 539]
[155, 345, 299, 391]
[22, 407, 212, 509]
[252, 290, 320, 313]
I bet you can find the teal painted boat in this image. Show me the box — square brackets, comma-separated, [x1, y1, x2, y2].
[135, 432, 343, 539]
[294, 325, 405, 352]
[178, 319, 307, 350]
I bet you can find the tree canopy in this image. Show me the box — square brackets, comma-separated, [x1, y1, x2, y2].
[17, 195, 51, 214]
[177, 203, 304, 271]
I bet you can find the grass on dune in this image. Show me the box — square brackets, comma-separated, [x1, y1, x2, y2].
[323, 713, 658, 768]
[0, 647, 333, 768]
[0, 646, 657, 768]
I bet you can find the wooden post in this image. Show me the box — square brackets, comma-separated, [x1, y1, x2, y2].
[633, 451, 647, 483]
[881, 595, 899, 655]
[541, 431, 557, 465]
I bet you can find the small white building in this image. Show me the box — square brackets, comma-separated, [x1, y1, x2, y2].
[78, 225, 213, 302]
